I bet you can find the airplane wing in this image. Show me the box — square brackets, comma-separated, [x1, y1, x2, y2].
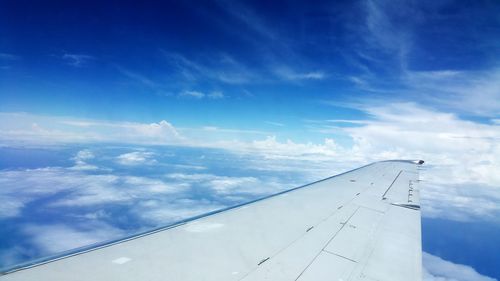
[0, 160, 423, 281]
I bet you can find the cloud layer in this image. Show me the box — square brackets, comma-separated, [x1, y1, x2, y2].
[1, 101, 499, 223]
[423, 252, 496, 281]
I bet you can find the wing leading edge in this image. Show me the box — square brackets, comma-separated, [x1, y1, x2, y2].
[1, 160, 423, 281]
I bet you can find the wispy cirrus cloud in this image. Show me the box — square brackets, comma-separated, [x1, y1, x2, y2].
[403, 69, 500, 117]
[61, 53, 94, 67]
[344, 0, 500, 119]
[347, 68, 500, 118]
[273, 66, 326, 81]
[214, 0, 277, 41]
[116, 66, 161, 89]
[178, 90, 225, 99]
[362, 0, 415, 65]
[0, 53, 19, 60]
[164, 51, 258, 85]
[179, 90, 205, 99]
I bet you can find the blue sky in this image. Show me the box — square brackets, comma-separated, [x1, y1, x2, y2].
[1, 0, 500, 280]
[2, 0, 498, 130]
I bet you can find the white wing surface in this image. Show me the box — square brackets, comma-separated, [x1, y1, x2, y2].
[0, 160, 423, 281]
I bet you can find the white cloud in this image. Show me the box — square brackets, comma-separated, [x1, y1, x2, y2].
[61, 53, 94, 67]
[0, 113, 182, 146]
[178, 90, 225, 99]
[216, 0, 277, 40]
[179, 90, 205, 99]
[116, 66, 160, 89]
[0, 166, 189, 217]
[129, 120, 180, 141]
[350, 0, 500, 120]
[210, 136, 340, 162]
[208, 91, 224, 99]
[404, 69, 500, 117]
[423, 252, 496, 281]
[0, 199, 25, 219]
[116, 151, 156, 165]
[23, 223, 124, 254]
[70, 149, 99, 170]
[274, 66, 326, 81]
[131, 198, 225, 225]
[171, 164, 207, 170]
[363, 0, 413, 54]
[1, 102, 499, 223]
[50, 174, 187, 207]
[165, 173, 287, 195]
[74, 150, 94, 161]
[163, 51, 257, 85]
[338, 103, 500, 222]
[0, 168, 85, 219]
[345, 103, 500, 184]
[0, 245, 38, 269]
[421, 183, 500, 222]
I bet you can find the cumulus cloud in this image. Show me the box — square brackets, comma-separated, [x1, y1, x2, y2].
[208, 136, 340, 162]
[421, 183, 500, 222]
[345, 103, 500, 163]
[116, 151, 157, 165]
[50, 174, 187, 207]
[0, 157, 296, 225]
[71, 149, 99, 170]
[340, 103, 500, 222]
[201, 102, 500, 222]
[2, 103, 499, 275]
[0, 166, 189, 217]
[1, 102, 499, 223]
[0, 199, 25, 219]
[165, 173, 288, 196]
[127, 120, 181, 142]
[131, 198, 225, 225]
[23, 223, 124, 254]
[423, 252, 496, 281]
[0, 113, 182, 146]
